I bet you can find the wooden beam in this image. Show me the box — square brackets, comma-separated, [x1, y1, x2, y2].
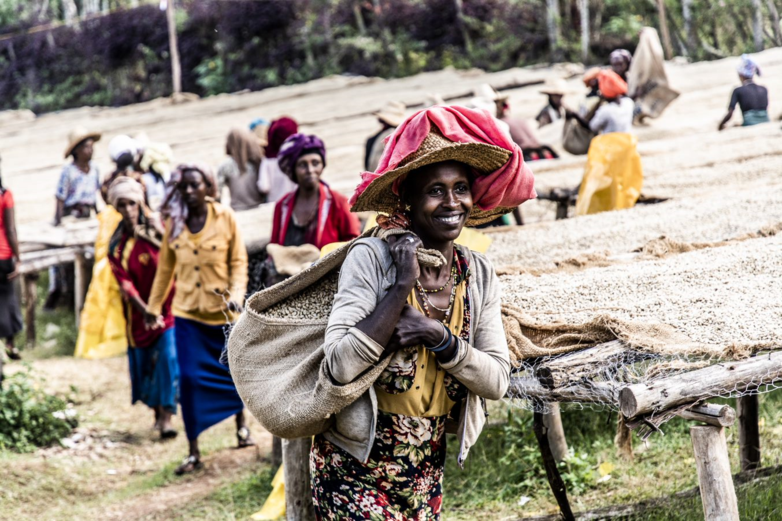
[282, 438, 315, 521]
[535, 340, 627, 389]
[690, 426, 740, 521]
[509, 377, 617, 405]
[19, 247, 80, 275]
[737, 395, 761, 471]
[619, 351, 782, 418]
[678, 403, 736, 427]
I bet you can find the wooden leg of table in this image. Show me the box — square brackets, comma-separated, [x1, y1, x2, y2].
[737, 394, 761, 471]
[690, 426, 740, 521]
[556, 200, 569, 220]
[272, 435, 283, 468]
[615, 414, 634, 460]
[73, 254, 87, 326]
[534, 409, 575, 521]
[282, 438, 315, 521]
[542, 403, 569, 462]
[23, 273, 38, 347]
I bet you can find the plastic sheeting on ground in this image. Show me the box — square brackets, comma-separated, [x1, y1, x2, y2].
[576, 133, 643, 216]
[74, 207, 127, 359]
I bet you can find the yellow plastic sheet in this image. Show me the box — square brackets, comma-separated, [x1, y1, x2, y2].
[74, 208, 128, 359]
[575, 133, 643, 216]
[251, 465, 286, 520]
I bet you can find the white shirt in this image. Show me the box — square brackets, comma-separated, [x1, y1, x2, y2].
[590, 97, 634, 135]
[142, 172, 167, 212]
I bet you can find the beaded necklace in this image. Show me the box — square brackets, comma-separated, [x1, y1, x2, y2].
[415, 249, 459, 323]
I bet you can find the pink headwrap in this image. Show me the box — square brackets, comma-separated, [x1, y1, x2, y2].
[350, 105, 536, 212]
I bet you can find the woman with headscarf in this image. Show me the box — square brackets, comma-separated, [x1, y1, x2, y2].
[101, 135, 144, 203]
[0, 163, 22, 362]
[258, 117, 299, 203]
[270, 133, 360, 249]
[140, 142, 174, 213]
[567, 70, 633, 135]
[309, 106, 535, 519]
[610, 49, 633, 82]
[107, 177, 179, 439]
[217, 128, 266, 210]
[145, 163, 253, 475]
[719, 54, 770, 130]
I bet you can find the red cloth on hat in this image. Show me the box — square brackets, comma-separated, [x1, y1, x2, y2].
[597, 70, 628, 99]
[266, 117, 299, 158]
[350, 105, 536, 212]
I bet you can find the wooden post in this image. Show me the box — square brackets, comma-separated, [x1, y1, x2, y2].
[737, 395, 761, 471]
[656, 0, 674, 59]
[282, 438, 315, 521]
[542, 403, 569, 462]
[73, 253, 88, 326]
[615, 414, 634, 460]
[690, 426, 740, 521]
[534, 409, 575, 521]
[23, 273, 38, 346]
[166, 0, 182, 96]
[579, 0, 590, 64]
[272, 435, 283, 468]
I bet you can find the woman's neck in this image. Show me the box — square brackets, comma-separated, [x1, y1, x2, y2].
[188, 202, 208, 219]
[298, 184, 319, 200]
[416, 235, 455, 279]
[75, 159, 90, 171]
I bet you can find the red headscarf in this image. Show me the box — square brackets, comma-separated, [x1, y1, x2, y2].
[350, 105, 536, 213]
[265, 117, 299, 158]
[597, 70, 628, 99]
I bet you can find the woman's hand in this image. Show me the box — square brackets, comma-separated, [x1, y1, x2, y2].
[386, 304, 444, 352]
[227, 300, 243, 313]
[387, 233, 422, 289]
[143, 311, 165, 330]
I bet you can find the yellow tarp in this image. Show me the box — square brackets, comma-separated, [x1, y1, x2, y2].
[74, 208, 128, 359]
[576, 133, 643, 216]
[251, 465, 286, 520]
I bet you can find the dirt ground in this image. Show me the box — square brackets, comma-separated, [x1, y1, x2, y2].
[2, 49, 782, 520]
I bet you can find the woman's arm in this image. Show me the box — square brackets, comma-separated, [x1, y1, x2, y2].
[146, 225, 176, 318]
[107, 244, 148, 313]
[3, 204, 19, 261]
[438, 260, 510, 401]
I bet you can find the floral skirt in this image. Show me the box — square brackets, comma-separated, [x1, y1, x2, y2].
[311, 411, 447, 520]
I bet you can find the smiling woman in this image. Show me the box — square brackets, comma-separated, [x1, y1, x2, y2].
[309, 105, 536, 519]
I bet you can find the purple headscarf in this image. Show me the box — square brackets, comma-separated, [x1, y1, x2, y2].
[161, 163, 218, 241]
[277, 133, 327, 181]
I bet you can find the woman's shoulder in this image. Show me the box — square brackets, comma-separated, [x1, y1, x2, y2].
[344, 237, 393, 271]
[460, 246, 497, 283]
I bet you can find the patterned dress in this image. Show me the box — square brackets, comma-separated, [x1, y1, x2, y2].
[311, 249, 470, 520]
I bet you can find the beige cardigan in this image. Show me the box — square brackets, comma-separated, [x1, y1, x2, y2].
[323, 237, 510, 466]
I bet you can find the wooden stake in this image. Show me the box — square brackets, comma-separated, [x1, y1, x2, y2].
[73, 252, 88, 326]
[534, 409, 575, 521]
[166, 0, 182, 96]
[690, 426, 740, 521]
[23, 273, 38, 346]
[542, 403, 569, 462]
[272, 435, 283, 468]
[282, 438, 315, 521]
[615, 414, 634, 460]
[737, 395, 761, 471]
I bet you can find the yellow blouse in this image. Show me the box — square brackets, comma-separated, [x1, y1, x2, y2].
[374, 281, 466, 418]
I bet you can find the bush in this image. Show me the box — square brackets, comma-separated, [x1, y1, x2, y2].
[0, 366, 77, 452]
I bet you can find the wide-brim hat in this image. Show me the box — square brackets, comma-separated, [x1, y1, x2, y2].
[64, 127, 101, 158]
[350, 129, 513, 226]
[539, 77, 569, 96]
[374, 101, 407, 127]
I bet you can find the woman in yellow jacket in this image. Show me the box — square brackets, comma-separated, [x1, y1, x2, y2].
[145, 163, 254, 475]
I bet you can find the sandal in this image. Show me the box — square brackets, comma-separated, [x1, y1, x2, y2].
[5, 346, 21, 361]
[237, 426, 256, 449]
[174, 455, 203, 475]
[160, 428, 178, 440]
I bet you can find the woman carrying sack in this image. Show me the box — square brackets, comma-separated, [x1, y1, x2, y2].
[0, 166, 22, 362]
[145, 163, 254, 475]
[307, 105, 536, 519]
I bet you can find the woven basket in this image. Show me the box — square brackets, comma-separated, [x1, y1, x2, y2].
[227, 234, 392, 439]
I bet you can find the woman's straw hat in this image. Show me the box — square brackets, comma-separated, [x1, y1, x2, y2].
[374, 101, 407, 127]
[539, 77, 569, 96]
[350, 129, 513, 225]
[64, 127, 102, 158]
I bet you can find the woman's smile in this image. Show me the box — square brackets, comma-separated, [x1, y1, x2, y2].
[433, 213, 464, 226]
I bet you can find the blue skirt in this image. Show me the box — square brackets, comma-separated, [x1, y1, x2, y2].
[175, 317, 244, 441]
[128, 327, 179, 414]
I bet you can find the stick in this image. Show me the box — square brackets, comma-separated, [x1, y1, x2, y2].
[690, 426, 740, 521]
[678, 403, 736, 427]
[282, 438, 315, 521]
[619, 351, 782, 417]
[737, 395, 761, 471]
[534, 409, 575, 521]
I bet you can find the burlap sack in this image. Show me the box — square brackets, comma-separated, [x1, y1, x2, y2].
[562, 118, 595, 155]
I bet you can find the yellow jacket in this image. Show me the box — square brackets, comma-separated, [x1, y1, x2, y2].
[147, 201, 248, 325]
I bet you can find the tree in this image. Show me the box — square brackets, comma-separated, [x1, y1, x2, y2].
[656, 0, 673, 59]
[682, 0, 695, 57]
[768, 0, 782, 46]
[165, 0, 181, 95]
[546, 0, 561, 61]
[579, 0, 589, 63]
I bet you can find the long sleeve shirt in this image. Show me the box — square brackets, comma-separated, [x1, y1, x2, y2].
[147, 201, 248, 325]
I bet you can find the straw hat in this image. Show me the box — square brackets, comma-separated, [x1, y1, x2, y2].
[374, 101, 407, 127]
[350, 129, 513, 226]
[539, 78, 569, 96]
[64, 127, 101, 158]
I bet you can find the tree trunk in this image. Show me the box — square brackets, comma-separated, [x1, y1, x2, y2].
[753, 0, 765, 51]
[682, 0, 696, 57]
[166, 0, 182, 96]
[768, 0, 782, 46]
[454, 0, 473, 55]
[62, 0, 77, 23]
[656, 0, 674, 59]
[546, 0, 562, 61]
[352, 1, 366, 35]
[579, 0, 590, 63]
